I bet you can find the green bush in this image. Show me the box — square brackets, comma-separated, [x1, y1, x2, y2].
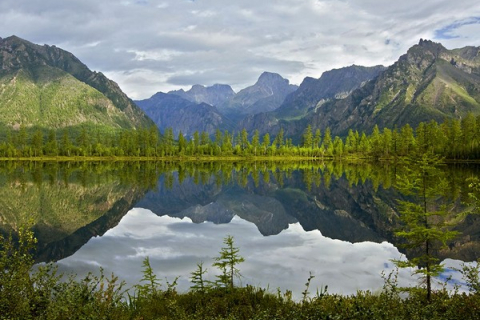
[2, 229, 480, 319]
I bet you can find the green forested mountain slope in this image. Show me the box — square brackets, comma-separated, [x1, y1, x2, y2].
[0, 35, 153, 132]
[306, 40, 480, 135]
[239, 40, 480, 139]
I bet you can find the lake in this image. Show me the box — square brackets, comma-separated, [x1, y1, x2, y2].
[1, 160, 479, 298]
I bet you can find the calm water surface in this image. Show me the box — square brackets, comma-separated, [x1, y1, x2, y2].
[1, 161, 478, 297]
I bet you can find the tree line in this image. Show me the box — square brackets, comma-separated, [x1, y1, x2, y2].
[0, 113, 479, 159]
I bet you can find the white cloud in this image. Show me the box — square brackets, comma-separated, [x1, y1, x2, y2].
[1, 0, 480, 99]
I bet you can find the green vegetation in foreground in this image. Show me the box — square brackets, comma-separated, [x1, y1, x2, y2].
[2, 228, 480, 319]
[1, 111, 480, 161]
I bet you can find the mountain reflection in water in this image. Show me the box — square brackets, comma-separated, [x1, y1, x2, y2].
[0, 161, 479, 296]
[56, 208, 467, 297]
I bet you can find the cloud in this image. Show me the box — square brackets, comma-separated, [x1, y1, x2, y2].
[435, 17, 480, 40]
[1, 0, 480, 99]
[55, 208, 468, 298]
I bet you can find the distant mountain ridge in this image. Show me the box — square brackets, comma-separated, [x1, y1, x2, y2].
[135, 92, 231, 136]
[239, 40, 480, 139]
[169, 83, 235, 107]
[218, 72, 298, 119]
[239, 65, 386, 136]
[136, 72, 298, 135]
[0, 35, 153, 131]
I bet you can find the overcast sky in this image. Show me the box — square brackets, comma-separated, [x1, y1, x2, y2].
[1, 0, 480, 99]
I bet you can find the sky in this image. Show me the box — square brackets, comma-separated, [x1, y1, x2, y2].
[1, 0, 480, 99]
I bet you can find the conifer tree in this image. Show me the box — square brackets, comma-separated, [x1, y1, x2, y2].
[393, 153, 459, 301]
[213, 235, 244, 289]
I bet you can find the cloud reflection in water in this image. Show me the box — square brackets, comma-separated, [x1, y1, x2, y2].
[56, 207, 469, 298]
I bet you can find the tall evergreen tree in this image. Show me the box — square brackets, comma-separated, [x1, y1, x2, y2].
[393, 153, 459, 301]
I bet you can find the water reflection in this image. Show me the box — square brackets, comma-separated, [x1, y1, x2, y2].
[56, 208, 470, 298]
[0, 160, 479, 296]
[0, 161, 153, 262]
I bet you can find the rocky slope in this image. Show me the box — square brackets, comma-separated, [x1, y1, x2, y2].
[239, 65, 386, 136]
[241, 41, 480, 138]
[275, 65, 387, 120]
[303, 39, 480, 136]
[0, 35, 153, 131]
[135, 92, 234, 136]
[219, 72, 298, 120]
[169, 83, 235, 107]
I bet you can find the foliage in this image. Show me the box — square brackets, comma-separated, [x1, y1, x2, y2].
[190, 262, 213, 292]
[1, 111, 480, 160]
[456, 260, 480, 293]
[393, 153, 460, 301]
[212, 235, 245, 289]
[2, 226, 480, 319]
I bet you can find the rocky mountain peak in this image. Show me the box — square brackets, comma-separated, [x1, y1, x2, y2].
[401, 39, 447, 69]
[255, 72, 291, 92]
[257, 71, 288, 84]
[169, 83, 235, 106]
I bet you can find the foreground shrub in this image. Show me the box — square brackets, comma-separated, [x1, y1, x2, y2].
[2, 229, 480, 319]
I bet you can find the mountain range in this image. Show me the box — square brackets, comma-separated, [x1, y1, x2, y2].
[135, 71, 299, 136]
[135, 92, 232, 136]
[1, 35, 480, 142]
[242, 40, 480, 138]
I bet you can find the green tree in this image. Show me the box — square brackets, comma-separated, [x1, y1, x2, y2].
[461, 112, 477, 158]
[274, 128, 284, 149]
[31, 129, 44, 157]
[178, 131, 186, 154]
[148, 126, 160, 156]
[240, 128, 249, 151]
[322, 127, 333, 156]
[393, 153, 459, 301]
[212, 235, 245, 289]
[44, 130, 58, 156]
[345, 129, 357, 154]
[163, 128, 175, 156]
[190, 262, 212, 292]
[222, 130, 233, 154]
[193, 130, 200, 154]
[17, 124, 27, 155]
[381, 127, 393, 157]
[370, 125, 381, 158]
[251, 130, 260, 156]
[446, 119, 462, 159]
[302, 125, 313, 149]
[398, 124, 415, 156]
[313, 128, 322, 150]
[60, 129, 72, 156]
[261, 133, 270, 155]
